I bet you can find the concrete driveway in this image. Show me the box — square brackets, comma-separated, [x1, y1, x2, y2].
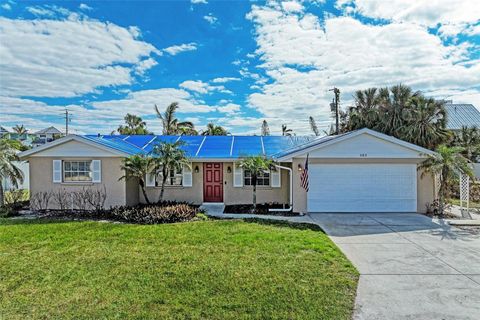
[309, 213, 480, 320]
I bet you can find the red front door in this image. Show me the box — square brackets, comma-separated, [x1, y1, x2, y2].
[204, 163, 223, 202]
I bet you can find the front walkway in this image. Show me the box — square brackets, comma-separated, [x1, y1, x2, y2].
[310, 213, 480, 320]
[205, 209, 480, 319]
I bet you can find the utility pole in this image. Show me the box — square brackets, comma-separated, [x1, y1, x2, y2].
[329, 87, 340, 135]
[64, 109, 70, 135]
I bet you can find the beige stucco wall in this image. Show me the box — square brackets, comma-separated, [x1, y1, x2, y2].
[292, 158, 436, 213]
[140, 162, 290, 205]
[29, 157, 128, 209]
[125, 175, 139, 207]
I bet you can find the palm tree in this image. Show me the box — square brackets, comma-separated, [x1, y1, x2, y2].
[153, 141, 190, 202]
[117, 114, 152, 135]
[378, 84, 419, 137]
[12, 124, 27, 135]
[453, 126, 480, 162]
[119, 155, 156, 204]
[281, 124, 293, 136]
[309, 116, 320, 136]
[155, 103, 195, 135]
[0, 139, 24, 207]
[400, 97, 450, 149]
[202, 123, 229, 136]
[261, 120, 270, 136]
[237, 156, 274, 212]
[419, 145, 474, 215]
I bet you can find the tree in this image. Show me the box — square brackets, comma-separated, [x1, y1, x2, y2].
[281, 124, 293, 136]
[261, 120, 270, 136]
[309, 116, 320, 136]
[202, 123, 229, 136]
[400, 96, 450, 149]
[237, 156, 274, 212]
[452, 126, 480, 162]
[155, 103, 195, 135]
[12, 124, 27, 135]
[117, 114, 152, 135]
[0, 139, 24, 206]
[119, 155, 156, 204]
[339, 84, 449, 149]
[419, 145, 474, 215]
[153, 141, 190, 202]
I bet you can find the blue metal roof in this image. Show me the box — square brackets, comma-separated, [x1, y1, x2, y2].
[445, 104, 480, 130]
[83, 134, 316, 159]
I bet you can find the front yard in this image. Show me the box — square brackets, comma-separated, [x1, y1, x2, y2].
[0, 219, 358, 319]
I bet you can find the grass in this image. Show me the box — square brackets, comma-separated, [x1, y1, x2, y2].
[449, 198, 480, 209]
[0, 219, 358, 320]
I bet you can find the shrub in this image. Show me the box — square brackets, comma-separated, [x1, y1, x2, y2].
[52, 189, 70, 211]
[449, 181, 480, 203]
[30, 191, 52, 212]
[110, 202, 199, 224]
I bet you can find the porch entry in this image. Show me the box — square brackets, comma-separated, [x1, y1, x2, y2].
[203, 163, 223, 202]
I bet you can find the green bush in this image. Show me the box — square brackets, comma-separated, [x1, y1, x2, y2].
[450, 181, 480, 203]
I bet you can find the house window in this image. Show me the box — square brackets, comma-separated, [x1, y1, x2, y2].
[244, 170, 270, 186]
[156, 167, 183, 186]
[63, 161, 92, 182]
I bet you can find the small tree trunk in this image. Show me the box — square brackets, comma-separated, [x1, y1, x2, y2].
[159, 175, 168, 203]
[253, 184, 257, 212]
[139, 180, 150, 205]
[0, 183, 4, 207]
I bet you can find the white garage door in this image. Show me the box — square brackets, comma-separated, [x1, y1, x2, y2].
[308, 164, 417, 212]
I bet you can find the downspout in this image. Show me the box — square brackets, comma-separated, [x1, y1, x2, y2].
[268, 164, 293, 212]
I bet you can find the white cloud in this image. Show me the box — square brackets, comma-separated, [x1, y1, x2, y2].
[211, 77, 240, 83]
[281, 1, 303, 13]
[0, 88, 217, 134]
[1, 3, 11, 10]
[217, 103, 241, 115]
[135, 58, 158, 75]
[203, 13, 218, 25]
[79, 3, 93, 11]
[246, 3, 480, 134]
[0, 16, 159, 98]
[179, 80, 231, 94]
[26, 5, 72, 18]
[163, 43, 197, 55]
[191, 0, 208, 4]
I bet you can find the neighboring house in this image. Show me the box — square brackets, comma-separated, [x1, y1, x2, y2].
[444, 102, 480, 131]
[0, 126, 35, 145]
[444, 102, 480, 179]
[32, 126, 64, 147]
[19, 128, 436, 213]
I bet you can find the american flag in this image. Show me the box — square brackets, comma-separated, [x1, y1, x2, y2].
[300, 154, 309, 192]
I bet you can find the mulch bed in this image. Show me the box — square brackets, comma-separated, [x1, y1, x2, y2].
[224, 204, 299, 216]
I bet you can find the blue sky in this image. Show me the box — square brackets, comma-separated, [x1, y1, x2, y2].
[1, 0, 479, 135]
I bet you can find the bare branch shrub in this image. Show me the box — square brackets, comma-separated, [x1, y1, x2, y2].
[30, 191, 52, 212]
[52, 189, 70, 211]
[85, 186, 107, 212]
[72, 188, 89, 212]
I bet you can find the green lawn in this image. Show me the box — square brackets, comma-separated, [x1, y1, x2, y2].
[0, 219, 358, 320]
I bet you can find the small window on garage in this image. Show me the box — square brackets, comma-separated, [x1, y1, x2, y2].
[63, 160, 92, 182]
[244, 170, 270, 186]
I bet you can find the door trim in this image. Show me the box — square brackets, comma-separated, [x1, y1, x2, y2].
[203, 162, 224, 203]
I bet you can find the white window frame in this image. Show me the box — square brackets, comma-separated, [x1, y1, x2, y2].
[156, 166, 183, 187]
[63, 160, 92, 182]
[244, 170, 270, 187]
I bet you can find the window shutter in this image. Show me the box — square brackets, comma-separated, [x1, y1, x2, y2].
[271, 168, 281, 188]
[53, 160, 62, 183]
[145, 171, 156, 187]
[233, 163, 243, 187]
[92, 160, 101, 183]
[182, 163, 193, 187]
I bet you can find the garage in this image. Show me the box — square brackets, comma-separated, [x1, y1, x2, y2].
[307, 163, 417, 212]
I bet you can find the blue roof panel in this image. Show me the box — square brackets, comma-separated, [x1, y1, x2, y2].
[196, 136, 233, 158]
[232, 136, 263, 157]
[178, 136, 205, 157]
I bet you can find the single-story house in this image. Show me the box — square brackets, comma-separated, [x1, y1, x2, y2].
[19, 128, 437, 213]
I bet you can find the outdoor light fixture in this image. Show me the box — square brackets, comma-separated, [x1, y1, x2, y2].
[227, 166, 232, 173]
[194, 166, 199, 173]
[298, 164, 303, 171]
